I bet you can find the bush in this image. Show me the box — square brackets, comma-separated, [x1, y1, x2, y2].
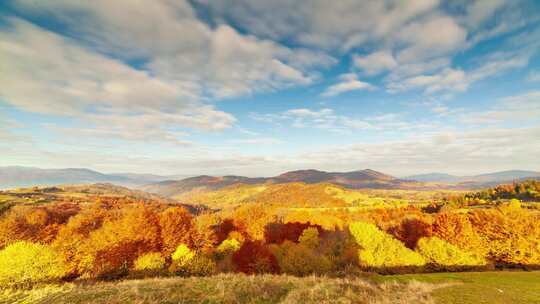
[0, 241, 66, 287]
[217, 238, 241, 255]
[271, 241, 331, 276]
[169, 248, 216, 276]
[182, 255, 217, 276]
[298, 227, 320, 249]
[232, 240, 279, 274]
[171, 244, 195, 266]
[134, 252, 166, 272]
[349, 222, 425, 271]
[416, 237, 486, 270]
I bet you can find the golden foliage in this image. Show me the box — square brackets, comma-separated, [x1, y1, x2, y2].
[270, 241, 331, 276]
[349, 222, 425, 269]
[159, 207, 193, 256]
[0, 241, 66, 286]
[134, 252, 166, 271]
[217, 238, 241, 254]
[469, 207, 540, 265]
[298, 227, 320, 249]
[416, 237, 486, 269]
[171, 244, 195, 266]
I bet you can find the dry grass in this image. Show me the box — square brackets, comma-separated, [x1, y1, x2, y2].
[0, 274, 444, 304]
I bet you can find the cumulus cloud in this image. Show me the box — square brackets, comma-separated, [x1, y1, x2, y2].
[0, 18, 235, 146]
[12, 0, 333, 99]
[387, 49, 532, 94]
[353, 51, 397, 75]
[321, 73, 375, 97]
[198, 0, 440, 50]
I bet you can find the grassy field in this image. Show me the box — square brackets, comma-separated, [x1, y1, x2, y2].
[2, 271, 538, 304]
[374, 271, 540, 304]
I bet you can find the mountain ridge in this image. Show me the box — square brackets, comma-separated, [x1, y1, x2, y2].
[405, 170, 540, 183]
[141, 169, 417, 197]
[0, 166, 180, 189]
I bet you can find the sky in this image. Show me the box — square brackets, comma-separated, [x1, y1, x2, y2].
[0, 0, 540, 177]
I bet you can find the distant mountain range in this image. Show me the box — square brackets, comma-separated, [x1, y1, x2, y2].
[404, 170, 540, 183]
[141, 169, 420, 198]
[0, 166, 189, 189]
[2, 166, 539, 195]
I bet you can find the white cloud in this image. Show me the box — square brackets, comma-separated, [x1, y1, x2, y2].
[460, 90, 540, 125]
[11, 0, 333, 100]
[395, 16, 467, 63]
[321, 73, 375, 97]
[387, 50, 531, 94]
[0, 18, 235, 146]
[353, 51, 397, 75]
[289, 125, 540, 176]
[461, 0, 507, 29]
[199, 0, 440, 50]
[228, 138, 283, 145]
[252, 107, 430, 134]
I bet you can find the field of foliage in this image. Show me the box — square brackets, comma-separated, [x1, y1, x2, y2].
[0, 180, 539, 302]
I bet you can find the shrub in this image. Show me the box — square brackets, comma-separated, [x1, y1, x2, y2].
[271, 241, 331, 276]
[232, 240, 279, 274]
[349, 222, 425, 271]
[217, 238, 241, 255]
[416, 237, 486, 270]
[214, 237, 241, 273]
[264, 222, 313, 244]
[319, 230, 359, 273]
[134, 252, 166, 271]
[169, 246, 216, 276]
[0, 241, 66, 287]
[182, 255, 216, 276]
[171, 244, 195, 266]
[298, 227, 320, 249]
[432, 212, 483, 256]
[389, 217, 432, 249]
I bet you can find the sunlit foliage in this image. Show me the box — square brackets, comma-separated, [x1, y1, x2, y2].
[469, 206, 540, 265]
[134, 252, 166, 272]
[171, 244, 195, 266]
[349, 222, 425, 270]
[416, 237, 486, 270]
[0, 241, 66, 286]
[159, 207, 193, 256]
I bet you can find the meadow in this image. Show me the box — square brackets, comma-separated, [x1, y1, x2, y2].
[2, 271, 539, 304]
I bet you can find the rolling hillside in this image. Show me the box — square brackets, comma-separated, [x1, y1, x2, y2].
[142, 169, 421, 198]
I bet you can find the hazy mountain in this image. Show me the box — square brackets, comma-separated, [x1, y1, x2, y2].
[404, 173, 462, 183]
[0, 166, 176, 189]
[142, 169, 418, 198]
[405, 170, 540, 183]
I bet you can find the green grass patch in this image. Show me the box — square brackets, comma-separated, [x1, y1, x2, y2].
[374, 271, 540, 304]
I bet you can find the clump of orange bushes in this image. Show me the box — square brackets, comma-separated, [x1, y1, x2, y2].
[0, 196, 539, 285]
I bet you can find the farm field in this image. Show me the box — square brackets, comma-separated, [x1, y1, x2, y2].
[2, 271, 538, 304]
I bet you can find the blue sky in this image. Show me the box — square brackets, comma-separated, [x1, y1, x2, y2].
[1, 0, 539, 177]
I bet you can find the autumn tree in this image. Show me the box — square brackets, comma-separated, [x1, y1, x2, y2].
[232, 240, 279, 274]
[159, 206, 193, 256]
